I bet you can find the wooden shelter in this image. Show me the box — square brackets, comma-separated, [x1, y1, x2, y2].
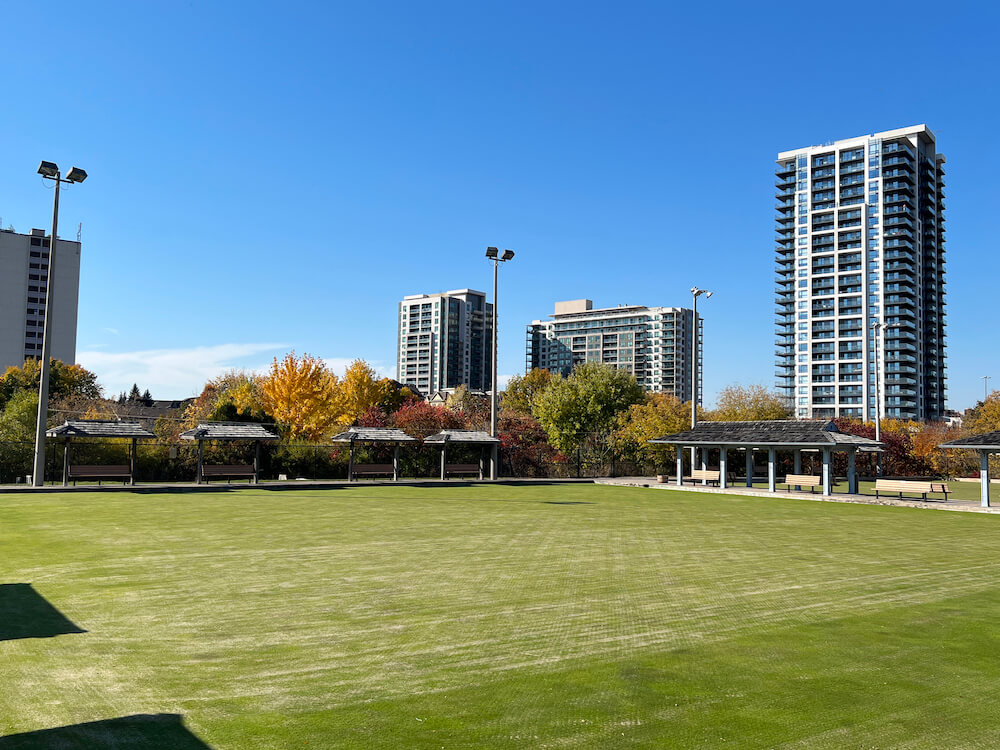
[424, 430, 500, 480]
[329, 427, 417, 481]
[46, 420, 156, 486]
[179, 422, 279, 484]
[649, 420, 882, 496]
[939, 431, 1000, 507]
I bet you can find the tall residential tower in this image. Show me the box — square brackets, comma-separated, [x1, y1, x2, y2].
[0, 227, 81, 371]
[396, 289, 492, 396]
[526, 299, 699, 401]
[775, 125, 946, 421]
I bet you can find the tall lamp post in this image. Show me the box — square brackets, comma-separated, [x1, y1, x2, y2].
[486, 246, 514, 480]
[983, 375, 992, 403]
[690, 286, 713, 471]
[870, 319, 898, 477]
[32, 161, 88, 487]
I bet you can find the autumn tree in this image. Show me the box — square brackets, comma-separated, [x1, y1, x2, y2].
[708, 384, 792, 421]
[964, 392, 1000, 435]
[502, 368, 557, 416]
[612, 393, 690, 469]
[338, 360, 393, 426]
[911, 421, 970, 478]
[0, 359, 102, 410]
[393, 400, 466, 440]
[498, 411, 557, 477]
[259, 352, 344, 441]
[534, 362, 645, 455]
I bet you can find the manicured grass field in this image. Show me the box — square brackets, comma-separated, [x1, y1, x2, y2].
[3, 484, 1000, 748]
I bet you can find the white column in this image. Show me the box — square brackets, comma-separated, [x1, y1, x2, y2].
[981, 451, 991, 508]
[767, 448, 776, 493]
[793, 449, 802, 490]
[719, 447, 728, 489]
[822, 448, 832, 496]
[847, 449, 857, 494]
[700, 448, 708, 485]
[676, 449, 683, 486]
[745, 448, 753, 488]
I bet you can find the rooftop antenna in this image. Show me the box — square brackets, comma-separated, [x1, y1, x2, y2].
[77, 222, 82, 242]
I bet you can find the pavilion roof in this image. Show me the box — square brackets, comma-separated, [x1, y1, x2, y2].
[46, 420, 157, 439]
[179, 422, 279, 441]
[424, 430, 500, 444]
[939, 431, 1000, 450]
[328, 427, 418, 443]
[649, 420, 882, 449]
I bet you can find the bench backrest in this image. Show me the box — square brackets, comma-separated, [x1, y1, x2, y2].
[876, 479, 934, 492]
[690, 469, 721, 480]
[69, 465, 130, 476]
[784, 474, 821, 485]
[203, 464, 255, 474]
[353, 463, 394, 472]
[929, 483, 949, 493]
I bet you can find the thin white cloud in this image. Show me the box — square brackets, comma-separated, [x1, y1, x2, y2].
[103, 327, 120, 336]
[497, 374, 515, 390]
[77, 343, 288, 399]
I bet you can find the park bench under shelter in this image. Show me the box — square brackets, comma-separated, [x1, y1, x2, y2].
[649, 420, 883, 497]
[424, 430, 500, 480]
[939, 431, 1000, 507]
[179, 422, 279, 484]
[329, 427, 417, 481]
[46, 420, 157, 486]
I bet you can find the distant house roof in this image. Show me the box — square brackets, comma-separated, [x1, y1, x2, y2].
[649, 420, 883, 449]
[940, 431, 1000, 450]
[179, 422, 279, 441]
[424, 430, 500, 444]
[329, 427, 418, 443]
[46, 420, 156, 439]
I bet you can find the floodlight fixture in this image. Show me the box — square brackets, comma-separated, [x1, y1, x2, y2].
[37, 161, 59, 178]
[501, 249, 515, 261]
[485, 246, 499, 259]
[66, 167, 88, 183]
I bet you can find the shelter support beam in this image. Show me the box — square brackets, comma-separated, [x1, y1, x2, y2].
[822, 448, 832, 496]
[196, 440, 204, 484]
[253, 441, 261, 484]
[393, 445, 400, 482]
[767, 448, 776, 493]
[981, 451, 991, 508]
[847, 449, 857, 494]
[440, 442, 447, 481]
[793, 450, 801, 491]
[130, 437, 137, 486]
[719, 447, 728, 489]
[745, 448, 753, 488]
[700, 448, 708, 485]
[347, 439, 355, 482]
[490, 444, 498, 480]
[62, 438, 69, 487]
[676, 449, 683, 486]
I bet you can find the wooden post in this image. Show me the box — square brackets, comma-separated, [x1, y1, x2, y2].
[62, 438, 69, 487]
[393, 444, 400, 481]
[767, 447, 776, 492]
[719, 446, 728, 489]
[822, 448, 833, 496]
[196, 440, 204, 484]
[981, 450, 991, 508]
[130, 437, 137, 486]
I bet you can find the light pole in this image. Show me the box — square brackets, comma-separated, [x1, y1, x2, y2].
[486, 246, 514, 480]
[690, 287, 712, 472]
[32, 161, 88, 487]
[983, 375, 992, 403]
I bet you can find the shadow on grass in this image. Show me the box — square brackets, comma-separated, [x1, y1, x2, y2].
[0, 713, 212, 749]
[0, 584, 86, 641]
[542, 501, 595, 505]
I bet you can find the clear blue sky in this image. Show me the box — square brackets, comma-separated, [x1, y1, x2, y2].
[1, 1, 997, 408]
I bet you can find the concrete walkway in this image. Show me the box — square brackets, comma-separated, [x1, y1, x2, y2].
[596, 477, 1000, 515]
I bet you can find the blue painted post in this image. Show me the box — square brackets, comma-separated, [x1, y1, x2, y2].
[981, 451, 991, 508]
[719, 447, 728, 489]
[767, 448, 776, 492]
[822, 448, 832, 496]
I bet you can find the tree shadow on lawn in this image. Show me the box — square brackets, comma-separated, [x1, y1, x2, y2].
[0, 714, 212, 749]
[0, 584, 86, 642]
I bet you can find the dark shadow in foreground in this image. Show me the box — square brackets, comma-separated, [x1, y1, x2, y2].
[0, 713, 212, 749]
[0, 583, 86, 641]
[542, 501, 595, 505]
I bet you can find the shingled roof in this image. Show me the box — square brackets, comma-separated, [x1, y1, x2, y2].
[179, 422, 279, 441]
[46, 420, 157, 439]
[328, 427, 418, 443]
[939, 431, 1000, 450]
[650, 420, 882, 449]
[424, 430, 500, 444]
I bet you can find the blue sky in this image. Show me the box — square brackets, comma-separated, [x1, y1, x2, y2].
[1, 1, 997, 408]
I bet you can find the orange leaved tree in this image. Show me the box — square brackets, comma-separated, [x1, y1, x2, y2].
[259, 352, 344, 441]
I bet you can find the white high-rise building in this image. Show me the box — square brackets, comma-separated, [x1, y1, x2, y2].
[775, 125, 946, 421]
[526, 300, 699, 400]
[0, 227, 81, 371]
[396, 289, 493, 396]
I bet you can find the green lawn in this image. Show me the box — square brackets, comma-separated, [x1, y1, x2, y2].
[3, 484, 1000, 748]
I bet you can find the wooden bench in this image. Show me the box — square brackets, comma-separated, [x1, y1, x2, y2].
[781, 474, 822, 493]
[68, 464, 131, 486]
[686, 469, 721, 486]
[875, 479, 950, 501]
[352, 463, 395, 479]
[445, 463, 481, 479]
[202, 464, 255, 483]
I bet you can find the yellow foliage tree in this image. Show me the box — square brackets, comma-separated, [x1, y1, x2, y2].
[611, 393, 691, 470]
[259, 352, 344, 441]
[337, 360, 392, 426]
